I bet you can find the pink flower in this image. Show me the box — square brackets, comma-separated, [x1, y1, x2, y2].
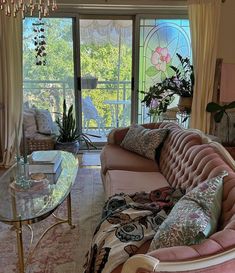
[151, 47, 171, 72]
[150, 98, 159, 109]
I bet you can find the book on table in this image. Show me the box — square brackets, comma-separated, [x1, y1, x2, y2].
[29, 151, 62, 173]
[44, 162, 63, 184]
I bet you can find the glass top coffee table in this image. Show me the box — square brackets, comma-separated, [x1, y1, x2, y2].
[0, 151, 78, 273]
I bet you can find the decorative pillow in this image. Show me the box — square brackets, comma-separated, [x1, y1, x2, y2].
[35, 109, 54, 135]
[120, 124, 169, 160]
[149, 171, 228, 251]
[23, 111, 37, 137]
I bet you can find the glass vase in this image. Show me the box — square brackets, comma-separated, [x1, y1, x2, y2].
[15, 156, 31, 189]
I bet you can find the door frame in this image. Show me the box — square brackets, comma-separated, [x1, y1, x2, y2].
[76, 14, 135, 147]
[24, 9, 189, 147]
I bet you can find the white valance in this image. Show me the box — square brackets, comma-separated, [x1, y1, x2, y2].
[80, 19, 132, 46]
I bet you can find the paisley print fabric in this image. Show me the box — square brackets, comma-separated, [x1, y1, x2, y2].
[120, 124, 169, 160]
[149, 171, 228, 251]
[84, 187, 184, 273]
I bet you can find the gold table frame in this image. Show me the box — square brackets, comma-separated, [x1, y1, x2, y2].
[10, 193, 75, 273]
[0, 152, 78, 273]
[4, 191, 75, 273]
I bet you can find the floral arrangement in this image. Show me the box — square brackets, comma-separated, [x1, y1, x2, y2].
[141, 51, 194, 118]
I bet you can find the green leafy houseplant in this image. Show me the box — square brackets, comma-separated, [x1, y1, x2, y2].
[141, 53, 194, 118]
[56, 99, 97, 152]
[169, 53, 194, 98]
[56, 100, 78, 143]
[206, 101, 235, 145]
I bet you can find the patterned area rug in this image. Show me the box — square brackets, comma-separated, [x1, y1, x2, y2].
[0, 167, 105, 273]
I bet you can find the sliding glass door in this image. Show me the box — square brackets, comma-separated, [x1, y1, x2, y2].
[23, 17, 75, 118]
[79, 18, 133, 142]
[22, 14, 191, 147]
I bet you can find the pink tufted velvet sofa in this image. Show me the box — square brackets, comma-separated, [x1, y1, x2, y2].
[100, 122, 235, 273]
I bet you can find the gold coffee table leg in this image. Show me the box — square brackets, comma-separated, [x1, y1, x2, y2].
[67, 193, 75, 229]
[15, 219, 24, 273]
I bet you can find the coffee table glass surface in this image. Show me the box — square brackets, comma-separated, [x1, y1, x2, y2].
[0, 151, 78, 224]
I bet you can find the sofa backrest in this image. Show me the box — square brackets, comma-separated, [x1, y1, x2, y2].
[159, 122, 235, 228]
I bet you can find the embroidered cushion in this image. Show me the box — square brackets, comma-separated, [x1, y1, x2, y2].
[149, 171, 228, 251]
[120, 124, 168, 160]
[35, 109, 54, 135]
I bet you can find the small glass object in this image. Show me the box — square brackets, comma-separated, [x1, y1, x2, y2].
[15, 156, 32, 189]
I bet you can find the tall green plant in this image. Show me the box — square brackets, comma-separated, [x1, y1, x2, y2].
[56, 99, 99, 149]
[56, 100, 79, 142]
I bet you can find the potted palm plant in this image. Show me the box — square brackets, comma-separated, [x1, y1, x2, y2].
[55, 99, 97, 154]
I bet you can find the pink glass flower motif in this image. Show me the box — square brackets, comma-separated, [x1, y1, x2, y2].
[151, 47, 171, 72]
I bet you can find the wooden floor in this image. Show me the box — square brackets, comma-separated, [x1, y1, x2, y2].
[78, 150, 101, 167]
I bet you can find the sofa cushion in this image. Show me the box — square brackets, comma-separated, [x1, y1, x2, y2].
[149, 172, 227, 251]
[100, 144, 159, 175]
[104, 170, 169, 198]
[35, 109, 54, 135]
[120, 124, 168, 160]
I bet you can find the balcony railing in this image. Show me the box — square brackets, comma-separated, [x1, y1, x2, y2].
[23, 79, 132, 140]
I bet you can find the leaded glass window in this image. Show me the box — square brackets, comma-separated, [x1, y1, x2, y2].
[138, 19, 192, 123]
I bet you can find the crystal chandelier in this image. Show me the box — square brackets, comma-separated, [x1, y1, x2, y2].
[0, 0, 58, 19]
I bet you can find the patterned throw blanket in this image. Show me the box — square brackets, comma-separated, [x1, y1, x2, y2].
[84, 187, 184, 273]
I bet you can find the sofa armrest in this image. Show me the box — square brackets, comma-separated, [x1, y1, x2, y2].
[121, 247, 235, 273]
[107, 127, 130, 145]
[122, 254, 159, 273]
[107, 123, 162, 145]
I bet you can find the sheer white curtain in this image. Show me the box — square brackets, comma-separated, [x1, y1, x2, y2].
[188, 0, 221, 133]
[0, 14, 22, 167]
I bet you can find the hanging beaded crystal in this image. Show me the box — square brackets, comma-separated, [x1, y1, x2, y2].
[0, 0, 57, 19]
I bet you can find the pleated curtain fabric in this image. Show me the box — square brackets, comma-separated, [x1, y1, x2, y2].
[0, 14, 23, 167]
[188, 0, 221, 133]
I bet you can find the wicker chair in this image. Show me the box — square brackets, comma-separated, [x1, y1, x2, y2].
[23, 108, 57, 154]
[26, 135, 56, 154]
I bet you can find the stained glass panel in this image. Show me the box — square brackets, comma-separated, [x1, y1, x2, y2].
[138, 19, 192, 123]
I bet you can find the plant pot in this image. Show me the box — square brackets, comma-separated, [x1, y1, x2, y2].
[178, 96, 193, 113]
[81, 77, 98, 89]
[55, 140, 80, 155]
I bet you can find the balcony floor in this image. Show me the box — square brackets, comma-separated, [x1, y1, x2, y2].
[82, 128, 109, 143]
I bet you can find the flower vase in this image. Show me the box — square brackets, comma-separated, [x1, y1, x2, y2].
[151, 114, 164, 123]
[15, 156, 31, 189]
